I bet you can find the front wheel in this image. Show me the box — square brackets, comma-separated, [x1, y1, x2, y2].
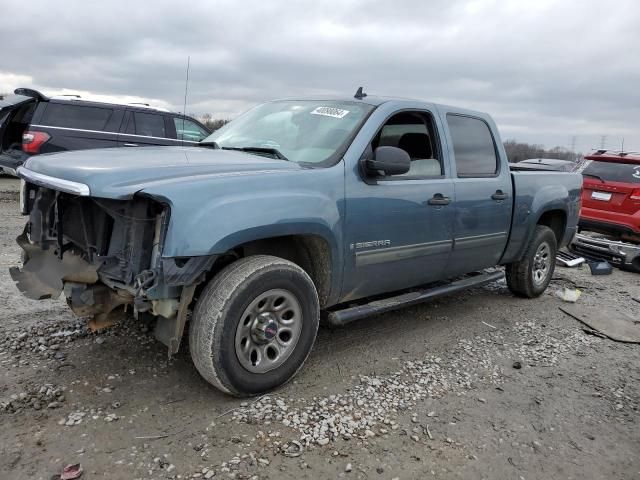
[189, 255, 320, 396]
[506, 225, 557, 298]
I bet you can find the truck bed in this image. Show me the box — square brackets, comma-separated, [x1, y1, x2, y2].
[501, 171, 582, 264]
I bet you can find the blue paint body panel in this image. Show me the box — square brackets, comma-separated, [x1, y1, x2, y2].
[20, 97, 582, 306]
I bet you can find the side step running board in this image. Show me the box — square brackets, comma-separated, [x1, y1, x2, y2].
[326, 271, 504, 327]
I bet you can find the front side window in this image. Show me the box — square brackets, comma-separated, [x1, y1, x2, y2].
[42, 104, 113, 131]
[372, 111, 442, 178]
[447, 114, 498, 177]
[204, 100, 374, 165]
[174, 117, 209, 142]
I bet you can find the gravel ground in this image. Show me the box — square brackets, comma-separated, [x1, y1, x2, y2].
[0, 176, 639, 480]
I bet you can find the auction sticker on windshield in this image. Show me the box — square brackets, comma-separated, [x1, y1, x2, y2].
[311, 106, 350, 119]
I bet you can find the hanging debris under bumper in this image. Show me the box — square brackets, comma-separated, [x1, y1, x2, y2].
[10, 227, 100, 300]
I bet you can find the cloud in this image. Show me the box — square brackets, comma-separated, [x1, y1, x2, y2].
[1, 0, 638, 150]
[0, 72, 34, 93]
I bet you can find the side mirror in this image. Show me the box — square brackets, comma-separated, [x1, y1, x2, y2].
[365, 146, 410, 176]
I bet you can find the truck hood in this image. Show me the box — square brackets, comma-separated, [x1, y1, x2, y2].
[22, 146, 303, 199]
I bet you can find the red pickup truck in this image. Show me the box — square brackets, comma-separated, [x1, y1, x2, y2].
[572, 151, 640, 271]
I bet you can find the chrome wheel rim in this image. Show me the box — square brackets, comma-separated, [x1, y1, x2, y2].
[532, 241, 552, 286]
[234, 289, 302, 373]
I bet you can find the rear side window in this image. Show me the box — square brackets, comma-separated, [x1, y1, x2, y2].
[41, 103, 113, 130]
[129, 112, 167, 138]
[447, 114, 498, 176]
[581, 160, 640, 184]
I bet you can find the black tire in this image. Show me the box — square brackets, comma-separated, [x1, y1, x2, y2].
[189, 255, 320, 396]
[506, 225, 557, 298]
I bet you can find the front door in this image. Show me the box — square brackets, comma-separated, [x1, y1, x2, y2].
[342, 110, 455, 301]
[444, 113, 512, 275]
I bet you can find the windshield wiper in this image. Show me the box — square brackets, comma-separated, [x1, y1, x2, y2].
[221, 146, 289, 161]
[582, 172, 605, 183]
[197, 141, 221, 149]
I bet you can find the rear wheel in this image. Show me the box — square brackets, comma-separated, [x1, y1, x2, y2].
[189, 255, 319, 396]
[506, 225, 557, 298]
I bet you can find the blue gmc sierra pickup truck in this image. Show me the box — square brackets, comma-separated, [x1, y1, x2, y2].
[11, 91, 582, 396]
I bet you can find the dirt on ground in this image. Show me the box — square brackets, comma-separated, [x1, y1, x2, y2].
[0, 176, 639, 480]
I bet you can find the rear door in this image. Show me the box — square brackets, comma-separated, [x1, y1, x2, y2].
[443, 113, 513, 275]
[118, 110, 176, 147]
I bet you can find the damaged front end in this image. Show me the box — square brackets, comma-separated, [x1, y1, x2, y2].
[11, 179, 210, 355]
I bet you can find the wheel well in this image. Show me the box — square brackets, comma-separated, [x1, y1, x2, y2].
[537, 210, 566, 244]
[206, 235, 333, 308]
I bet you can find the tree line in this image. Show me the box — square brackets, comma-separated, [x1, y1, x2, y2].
[502, 139, 580, 163]
[196, 113, 230, 132]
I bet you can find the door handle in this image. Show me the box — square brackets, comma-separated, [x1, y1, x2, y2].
[491, 190, 508, 201]
[428, 193, 451, 206]
[123, 143, 139, 147]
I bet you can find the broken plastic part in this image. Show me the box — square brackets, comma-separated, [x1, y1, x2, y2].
[63, 282, 133, 330]
[61, 463, 83, 480]
[555, 287, 582, 303]
[10, 229, 98, 300]
[151, 298, 180, 318]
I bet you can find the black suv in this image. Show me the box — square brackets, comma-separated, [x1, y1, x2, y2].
[0, 88, 211, 176]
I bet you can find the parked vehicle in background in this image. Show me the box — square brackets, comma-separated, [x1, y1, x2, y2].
[570, 231, 640, 272]
[576, 150, 640, 242]
[569, 150, 640, 272]
[11, 92, 582, 396]
[510, 158, 578, 172]
[0, 88, 211, 176]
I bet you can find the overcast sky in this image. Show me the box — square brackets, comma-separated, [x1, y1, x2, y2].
[1, 0, 638, 151]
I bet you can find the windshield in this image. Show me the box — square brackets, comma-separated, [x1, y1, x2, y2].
[203, 100, 374, 164]
[580, 160, 640, 184]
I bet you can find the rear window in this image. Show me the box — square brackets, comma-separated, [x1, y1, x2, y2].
[447, 114, 498, 176]
[581, 160, 640, 184]
[42, 103, 113, 131]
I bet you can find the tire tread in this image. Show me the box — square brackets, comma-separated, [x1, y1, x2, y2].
[189, 255, 318, 396]
[506, 225, 557, 298]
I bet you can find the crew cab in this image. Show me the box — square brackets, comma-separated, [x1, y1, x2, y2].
[10, 92, 582, 396]
[0, 88, 210, 176]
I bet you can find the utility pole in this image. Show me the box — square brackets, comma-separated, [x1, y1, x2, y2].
[569, 136, 577, 160]
[600, 135, 607, 150]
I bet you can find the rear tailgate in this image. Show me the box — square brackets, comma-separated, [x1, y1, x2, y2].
[0, 93, 39, 174]
[0, 94, 36, 150]
[579, 159, 640, 219]
[0, 93, 36, 115]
